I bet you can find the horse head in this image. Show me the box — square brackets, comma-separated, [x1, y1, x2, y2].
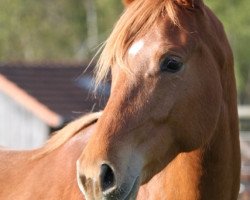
[76, 0, 238, 199]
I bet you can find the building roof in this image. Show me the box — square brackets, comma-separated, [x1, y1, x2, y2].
[0, 62, 109, 127]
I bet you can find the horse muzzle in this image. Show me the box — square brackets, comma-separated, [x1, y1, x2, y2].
[76, 161, 140, 200]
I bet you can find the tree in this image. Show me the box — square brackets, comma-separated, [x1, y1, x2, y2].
[0, 0, 122, 62]
[205, 0, 250, 103]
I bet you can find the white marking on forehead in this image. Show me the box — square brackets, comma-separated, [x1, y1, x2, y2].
[128, 40, 144, 56]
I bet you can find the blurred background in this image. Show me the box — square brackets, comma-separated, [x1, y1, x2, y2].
[0, 0, 123, 62]
[0, 0, 249, 198]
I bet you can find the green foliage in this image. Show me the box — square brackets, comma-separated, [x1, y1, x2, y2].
[0, 0, 122, 62]
[96, 0, 123, 37]
[0, 0, 84, 61]
[205, 0, 250, 103]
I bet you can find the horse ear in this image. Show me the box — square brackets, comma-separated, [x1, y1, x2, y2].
[122, 0, 135, 6]
[175, 0, 204, 8]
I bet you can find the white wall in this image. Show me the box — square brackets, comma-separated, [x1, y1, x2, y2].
[0, 92, 49, 150]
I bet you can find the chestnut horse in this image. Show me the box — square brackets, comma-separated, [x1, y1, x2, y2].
[0, 112, 101, 200]
[0, 0, 240, 200]
[77, 0, 241, 200]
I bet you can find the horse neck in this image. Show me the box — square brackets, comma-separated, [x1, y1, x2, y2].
[198, 100, 240, 200]
[28, 130, 90, 199]
[0, 130, 89, 200]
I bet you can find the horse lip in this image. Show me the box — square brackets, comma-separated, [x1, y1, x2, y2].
[103, 176, 140, 200]
[123, 177, 140, 200]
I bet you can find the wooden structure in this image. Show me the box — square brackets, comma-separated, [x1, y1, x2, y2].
[0, 63, 109, 150]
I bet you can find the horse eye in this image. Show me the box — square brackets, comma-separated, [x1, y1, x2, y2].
[160, 57, 183, 73]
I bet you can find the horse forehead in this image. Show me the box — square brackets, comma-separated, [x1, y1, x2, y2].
[128, 40, 145, 56]
[128, 36, 162, 59]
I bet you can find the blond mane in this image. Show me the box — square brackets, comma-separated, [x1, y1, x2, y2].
[33, 112, 102, 159]
[95, 0, 179, 88]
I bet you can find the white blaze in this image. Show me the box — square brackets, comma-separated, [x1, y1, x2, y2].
[128, 40, 144, 56]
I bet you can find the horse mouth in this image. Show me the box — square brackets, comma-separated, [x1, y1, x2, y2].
[102, 176, 140, 200]
[123, 177, 140, 200]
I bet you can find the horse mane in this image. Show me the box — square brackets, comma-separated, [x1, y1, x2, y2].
[95, 0, 180, 88]
[33, 112, 102, 159]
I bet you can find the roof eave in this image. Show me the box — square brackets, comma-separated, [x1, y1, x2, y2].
[0, 74, 63, 128]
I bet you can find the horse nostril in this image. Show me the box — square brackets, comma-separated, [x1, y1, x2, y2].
[100, 164, 116, 192]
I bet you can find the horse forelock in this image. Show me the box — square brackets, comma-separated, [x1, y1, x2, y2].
[32, 112, 102, 160]
[95, 0, 183, 90]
